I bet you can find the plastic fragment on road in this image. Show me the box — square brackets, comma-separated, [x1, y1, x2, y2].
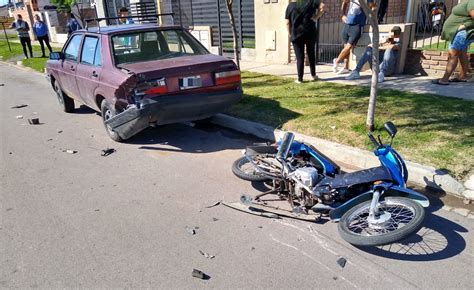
[101, 148, 116, 157]
[192, 269, 209, 280]
[199, 250, 215, 259]
[28, 118, 40, 125]
[336, 257, 347, 268]
[16, 115, 23, 119]
[11, 104, 28, 109]
[63, 150, 77, 154]
[186, 226, 196, 235]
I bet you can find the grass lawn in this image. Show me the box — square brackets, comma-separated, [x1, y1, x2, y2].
[0, 40, 47, 72]
[228, 71, 474, 180]
[22, 57, 48, 72]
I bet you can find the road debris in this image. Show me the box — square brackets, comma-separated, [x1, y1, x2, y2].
[11, 104, 28, 109]
[15, 115, 23, 119]
[57, 129, 63, 133]
[336, 257, 347, 268]
[212, 217, 219, 222]
[191, 269, 209, 280]
[63, 149, 77, 154]
[186, 226, 196, 235]
[28, 118, 40, 125]
[46, 138, 53, 141]
[199, 250, 215, 259]
[205, 200, 221, 208]
[101, 148, 116, 157]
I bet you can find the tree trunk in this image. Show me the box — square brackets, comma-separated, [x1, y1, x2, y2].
[225, 0, 240, 68]
[359, 1, 380, 132]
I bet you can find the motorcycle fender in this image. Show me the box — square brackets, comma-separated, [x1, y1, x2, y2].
[384, 186, 430, 208]
[329, 187, 430, 221]
[329, 191, 372, 222]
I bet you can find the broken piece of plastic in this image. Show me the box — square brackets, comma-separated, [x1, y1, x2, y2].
[101, 148, 116, 156]
[28, 118, 40, 125]
[11, 104, 28, 109]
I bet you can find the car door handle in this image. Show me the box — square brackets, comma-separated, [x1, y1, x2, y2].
[70, 66, 75, 72]
[91, 71, 98, 78]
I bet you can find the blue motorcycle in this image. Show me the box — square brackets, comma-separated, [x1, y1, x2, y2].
[231, 122, 429, 246]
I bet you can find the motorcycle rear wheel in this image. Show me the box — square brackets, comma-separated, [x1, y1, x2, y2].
[338, 197, 425, 246]
[232, 156, 270, 182]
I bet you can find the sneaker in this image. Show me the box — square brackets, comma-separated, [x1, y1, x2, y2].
[346, 70, 360, 80]
[332, 58, 339, 73]
[312, 75, 319, 81]
[294, 79, 303, 84]
[337, 68, 350, 74]
[378, 72, 385, 83]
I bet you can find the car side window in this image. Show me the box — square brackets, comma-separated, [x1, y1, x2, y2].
[64, 35, 82, 61]
[80, 36, 99, 66]
[94, 41, 102, 66]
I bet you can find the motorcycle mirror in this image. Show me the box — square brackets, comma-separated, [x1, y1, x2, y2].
[384, 121, 397, 138]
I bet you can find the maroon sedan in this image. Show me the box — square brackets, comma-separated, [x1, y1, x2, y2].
[45, 24, 242, 141]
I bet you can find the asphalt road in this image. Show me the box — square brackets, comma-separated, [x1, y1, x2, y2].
[1, 62, 473, 288]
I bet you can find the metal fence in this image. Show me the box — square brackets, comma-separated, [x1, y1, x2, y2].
[161, 0, 255, 55]
[412, 0, 457, 50]
[315, 0, 408, 64]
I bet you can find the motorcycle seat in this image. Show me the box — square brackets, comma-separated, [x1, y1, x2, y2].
[319, 166, 393, 189]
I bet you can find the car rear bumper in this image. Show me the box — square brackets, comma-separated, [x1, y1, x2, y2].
[104, 89, 242, 140]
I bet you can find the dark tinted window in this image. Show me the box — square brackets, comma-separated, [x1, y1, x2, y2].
[64, 35, 82, 61]
[80, 36, 99, 65]
[112, 29, 208, 65]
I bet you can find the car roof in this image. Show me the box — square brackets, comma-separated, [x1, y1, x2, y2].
[81, 24, 184, 35]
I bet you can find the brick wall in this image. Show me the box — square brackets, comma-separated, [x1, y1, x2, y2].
[404, 49, 474, 78]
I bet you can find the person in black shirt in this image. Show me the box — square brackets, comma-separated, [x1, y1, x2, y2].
[286, 0, 326, 83]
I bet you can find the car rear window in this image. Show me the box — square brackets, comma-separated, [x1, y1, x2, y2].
[112, 29, 208, 65]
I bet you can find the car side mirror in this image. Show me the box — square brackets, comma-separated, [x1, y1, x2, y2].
[49, 52, 63, 60]
[384, 121, 397, 138]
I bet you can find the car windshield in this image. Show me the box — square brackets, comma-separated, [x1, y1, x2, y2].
[112, 29, 208, 65]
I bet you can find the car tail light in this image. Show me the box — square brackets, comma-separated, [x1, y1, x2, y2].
[135, 78, 168, 96]
[215, 70, 241, 85]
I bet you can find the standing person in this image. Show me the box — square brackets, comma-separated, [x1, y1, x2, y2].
[66, 13, 82, 36]
[333, 0, 373, 74]
[378, 0, 389, 23]
[285, 0, 326, 84]
[118, 7, 134, 25]
[432, 0, 474, 85]
[10, 14, 33, 59]
[33, 15, 52, 58]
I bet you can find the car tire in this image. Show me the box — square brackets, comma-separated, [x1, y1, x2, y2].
[54, 80, 74, 113]
[101, 100, 124, 142]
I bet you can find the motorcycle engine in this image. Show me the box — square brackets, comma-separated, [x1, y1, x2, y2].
[294, 167, 320, 187]
[293, 167, 320, 207]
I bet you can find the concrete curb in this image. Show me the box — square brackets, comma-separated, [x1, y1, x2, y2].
[210, 114, 470, 199]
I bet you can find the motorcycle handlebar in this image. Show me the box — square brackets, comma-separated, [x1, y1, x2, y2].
[368, 132, 380, 148]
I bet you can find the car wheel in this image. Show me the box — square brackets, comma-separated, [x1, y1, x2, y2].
[54, 80, 74, 113]
[101, 100, 124, 142]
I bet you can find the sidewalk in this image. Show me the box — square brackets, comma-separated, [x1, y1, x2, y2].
[240, 61, 474, 101]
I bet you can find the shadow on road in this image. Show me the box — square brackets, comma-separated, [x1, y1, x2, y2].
[127, 122, 261, 154]
[357, 209, 468, 261]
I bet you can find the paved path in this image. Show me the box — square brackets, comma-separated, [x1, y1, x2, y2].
[1, 62, 473, 288]
[240, 61, 474, 101]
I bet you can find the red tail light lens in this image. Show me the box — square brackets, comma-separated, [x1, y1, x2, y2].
[215, 70, 241, 85]
[135, 78, 168, 96]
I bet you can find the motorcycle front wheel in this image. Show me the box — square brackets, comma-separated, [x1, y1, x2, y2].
[338, 197, 425, 247]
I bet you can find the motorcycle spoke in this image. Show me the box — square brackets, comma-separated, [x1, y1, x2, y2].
[346, 200, 417, 237]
